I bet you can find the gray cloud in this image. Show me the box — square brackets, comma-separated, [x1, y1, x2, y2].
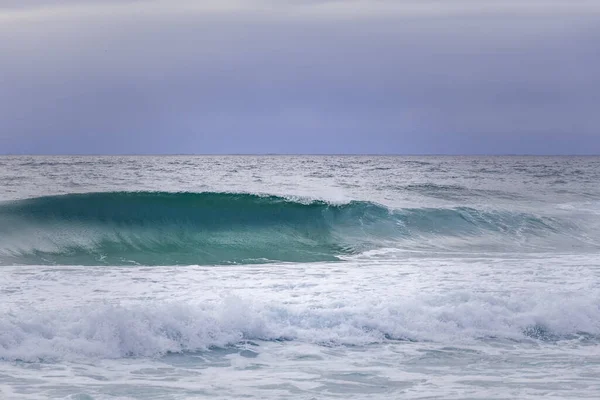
[0, 1, 599, 154]
[0, 0, 146, 9]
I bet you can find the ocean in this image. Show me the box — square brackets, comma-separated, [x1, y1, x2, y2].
[1, 155, 599, 399]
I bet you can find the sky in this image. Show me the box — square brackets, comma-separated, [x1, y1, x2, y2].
[1, 0, 599, 155]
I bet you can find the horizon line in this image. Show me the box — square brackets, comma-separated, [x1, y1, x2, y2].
[1, 153, 599, 157]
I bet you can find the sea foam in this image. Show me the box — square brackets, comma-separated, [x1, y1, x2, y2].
[2, 290, 598, 362]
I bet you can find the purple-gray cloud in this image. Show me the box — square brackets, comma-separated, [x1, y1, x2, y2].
[1, 1, 599, 154]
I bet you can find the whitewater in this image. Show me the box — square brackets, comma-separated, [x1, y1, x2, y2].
[1, 155, 599, 399]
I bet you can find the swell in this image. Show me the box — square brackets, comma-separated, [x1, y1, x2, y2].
[0, 191, 586, 266]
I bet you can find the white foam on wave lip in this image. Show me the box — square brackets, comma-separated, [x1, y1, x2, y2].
[1, 289, 599, 363]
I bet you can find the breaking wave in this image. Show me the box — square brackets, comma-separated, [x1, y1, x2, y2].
[1, 291, 599, 362]
[0, 191, 589, 265]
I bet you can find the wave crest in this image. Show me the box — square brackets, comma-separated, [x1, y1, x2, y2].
[0, 191, 587, 265]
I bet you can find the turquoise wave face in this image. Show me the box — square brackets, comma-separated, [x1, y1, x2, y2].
[0, 191, 589, 266]
[0, 192, 386, 265]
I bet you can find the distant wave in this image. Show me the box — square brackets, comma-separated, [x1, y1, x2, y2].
[401, 183, 525, 201]
[0, 191, 590, 266]
[1, 291, 598, 362]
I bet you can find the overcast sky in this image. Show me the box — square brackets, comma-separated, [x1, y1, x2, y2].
[1, 0, 599, 154]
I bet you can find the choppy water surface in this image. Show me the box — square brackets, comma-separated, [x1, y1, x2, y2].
[1, 156, 599, 399]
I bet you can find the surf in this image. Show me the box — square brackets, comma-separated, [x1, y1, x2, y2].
[0, 191, 586, 266]
[2, 290, 599, 362]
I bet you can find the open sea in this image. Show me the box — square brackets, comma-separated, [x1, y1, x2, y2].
[1, 155, 599, 399]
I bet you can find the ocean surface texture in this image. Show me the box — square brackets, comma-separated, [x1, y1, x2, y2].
[1, 155, 599, 399]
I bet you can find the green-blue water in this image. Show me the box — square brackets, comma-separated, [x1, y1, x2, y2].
[0, 190, 592, 266]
